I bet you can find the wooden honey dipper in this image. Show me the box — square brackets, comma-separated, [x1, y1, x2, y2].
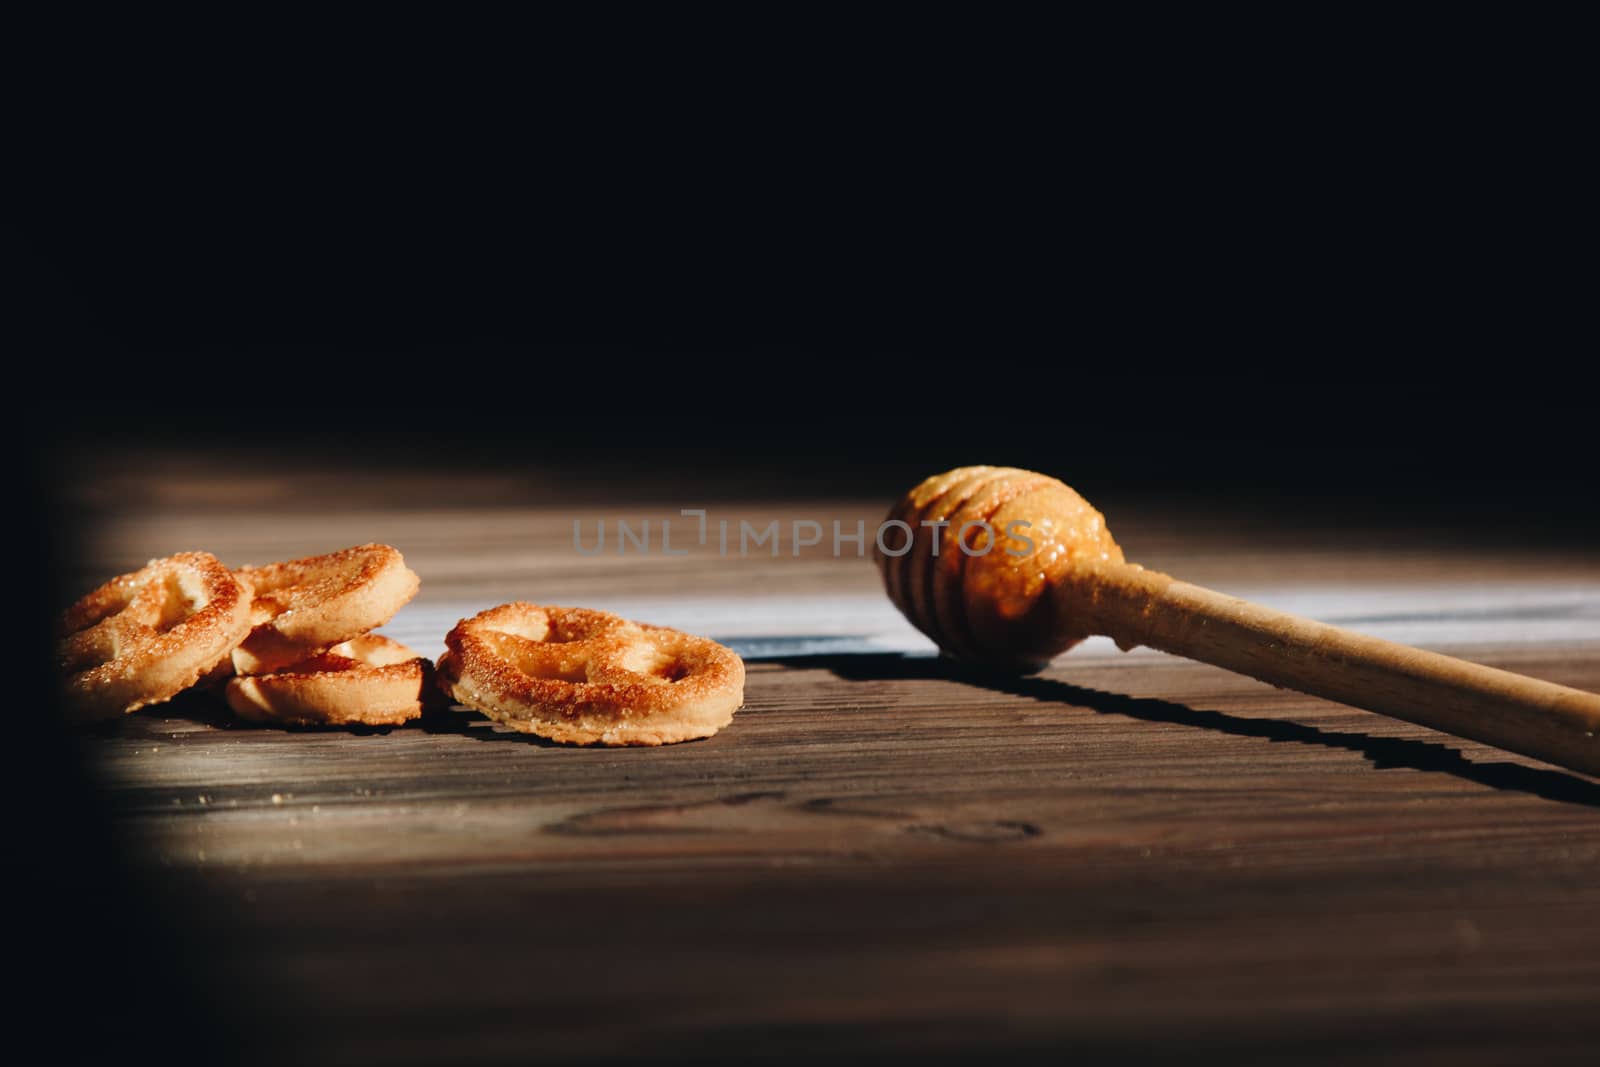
[876, 466, 1600, 777]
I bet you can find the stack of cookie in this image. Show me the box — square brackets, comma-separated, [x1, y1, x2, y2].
[59, 544, 431, 726]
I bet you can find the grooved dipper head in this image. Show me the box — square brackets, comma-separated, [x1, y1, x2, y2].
[874, 466, 1124, 671]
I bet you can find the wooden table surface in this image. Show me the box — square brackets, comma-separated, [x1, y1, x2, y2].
[57, 461, 1600, 1065]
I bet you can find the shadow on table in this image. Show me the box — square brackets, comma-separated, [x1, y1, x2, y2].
[90, 688, 431, 738]
[107, 650, 1600, 807]
[765, 651, 1600, 810]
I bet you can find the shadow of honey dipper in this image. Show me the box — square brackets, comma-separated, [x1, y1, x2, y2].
[876, 466, 1600, 778]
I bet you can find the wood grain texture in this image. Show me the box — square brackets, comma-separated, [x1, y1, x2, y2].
[62, 465, 1600, 1065]
[1082, 568, 1600, 777]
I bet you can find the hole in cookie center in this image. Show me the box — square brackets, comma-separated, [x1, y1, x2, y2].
[151, 571, 204, 632]
[655, 660, 692, 683]
[486, 633, 594, 683]
[544, 618, 609, 644]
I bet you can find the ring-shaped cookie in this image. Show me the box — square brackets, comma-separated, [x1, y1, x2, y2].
[436, 603, 745, 745]
[225, 634, 432, 726]
[59, 551, 253, 720]
[232, 543, 420, 674]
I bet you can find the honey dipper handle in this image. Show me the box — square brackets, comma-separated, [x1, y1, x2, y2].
[1078, 565, 1600, 777]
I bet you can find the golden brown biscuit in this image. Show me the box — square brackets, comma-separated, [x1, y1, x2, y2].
[59, 551, 253, 721]
[232, 544, 419, 673]
[225, 634, 432, 726]
[436, 603, 744, 745]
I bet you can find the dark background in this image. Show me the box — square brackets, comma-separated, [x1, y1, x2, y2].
[17, 22, 1592, 1066]
[28, 168, 1593, 536]
[22, 27, 1592, 530]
